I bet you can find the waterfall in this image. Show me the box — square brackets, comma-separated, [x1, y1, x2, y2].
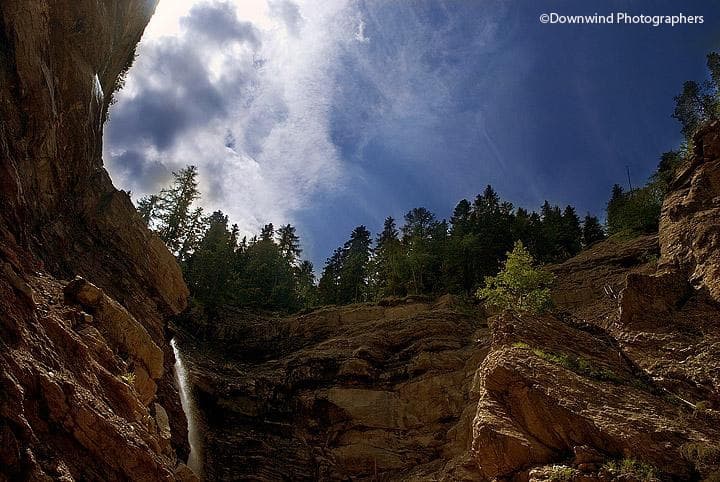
[171, 338, 203, 477]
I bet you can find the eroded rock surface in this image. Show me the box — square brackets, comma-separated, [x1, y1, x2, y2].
[0, 1, 192, 480]
[660, 121, 720, 300]
[178, 297, 488, 481]
[469, 123, 720, 481]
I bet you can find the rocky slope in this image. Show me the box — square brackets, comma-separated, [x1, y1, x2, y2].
[182, 126, 720, 480]
[0, 1, 194, 480]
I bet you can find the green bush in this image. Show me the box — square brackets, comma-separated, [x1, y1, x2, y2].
[547, 465, 577, 481]
[603, 458, 660, 481]
[120, 371, 136, 385]
[476, 241, 555, 314]
[606, 184, 664, 236]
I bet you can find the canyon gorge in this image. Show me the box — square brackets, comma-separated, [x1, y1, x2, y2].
[1, 1, 719, 481]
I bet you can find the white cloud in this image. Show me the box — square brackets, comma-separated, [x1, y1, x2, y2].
[105, 0, 508, 258]
[106, 0, 356, 237]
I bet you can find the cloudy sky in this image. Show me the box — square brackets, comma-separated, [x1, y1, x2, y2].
[105, 0, 720, 268]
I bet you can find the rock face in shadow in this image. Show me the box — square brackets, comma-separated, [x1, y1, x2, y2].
[179, 297, 488, 481]
[549, 234, 658, 327]
[0, 1, 192, 480]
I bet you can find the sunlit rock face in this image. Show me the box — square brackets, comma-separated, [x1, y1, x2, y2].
[184, 121, 720, 480]
[0, 1, 192, 480]
[469, 125, 720, 480]
[659, 121, 720, 302]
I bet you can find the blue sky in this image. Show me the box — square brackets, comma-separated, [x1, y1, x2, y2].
[105, 0, 720, 269]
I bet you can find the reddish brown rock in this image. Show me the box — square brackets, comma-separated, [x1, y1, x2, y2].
[659, 121, 720, 301]
[179, 299, 489, 481]
[0, 0, 193, 480]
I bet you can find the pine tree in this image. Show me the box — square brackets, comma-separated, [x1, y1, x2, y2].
[606, 184, 626, 235]
[155, 165, 202, 257]
[239, 233, 296, 310]
[318, 247, 345, 305]
[402, 208, 443, 294]
[136, 194, 159, 226]
[339, 226, 372, 303]
[177, 207, 207, 262]
[295, 260, 317, 308]
[373, 217, 404, 298]
[444, 200, 479, 293]
[230, 224, 240, 247]
[672, 80, 715, 140]
[652, 151, 683, 190]
[184, 210, 236, 315]
[559, 205, 582, 258]
[533, 201, 563, 262]
[449, 199, 472, 236]
[582, 214, 605, 246]
[470, 186, 514, 276]
[277, 224, 302, 264]
[260, 223, 275, 241]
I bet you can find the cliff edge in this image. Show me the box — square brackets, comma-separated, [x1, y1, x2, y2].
[0, 2, 192, 480]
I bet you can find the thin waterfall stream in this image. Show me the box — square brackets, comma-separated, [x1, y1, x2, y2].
[171, 338, 203, 477]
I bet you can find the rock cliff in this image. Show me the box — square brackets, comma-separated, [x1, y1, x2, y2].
[0, 1, 193, 480]
[181, 125, 720, 480]
[469, 123, 720, 481]
[2, 1, 720, 481]
[176, 297, 488, 480]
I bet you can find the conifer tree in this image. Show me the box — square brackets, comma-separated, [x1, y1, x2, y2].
[373, 217, 404, 298]
[470, 186, 514, 276]
[155, 165, 202, 258]
[318, 247, 345, 305]
[672, 81, 711, 140]
[295, 260, 318, 308]
[184, 210, 236, 314]
[177, 207, 207, 262]
[339, 226, 373, 303]
[444, 200, 480, 293]
[277, 224, 302, 263]
[559, 205, 582, 258]
[136, 194, 159, 226]
[582, 214, 606, 246]
[402, 208, 443, 294]
[260, 223, 275, 241]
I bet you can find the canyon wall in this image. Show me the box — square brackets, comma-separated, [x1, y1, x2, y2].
[185, 124, 720, 481]
[1, 2, 719, 481]
[0, 1, 193, 480]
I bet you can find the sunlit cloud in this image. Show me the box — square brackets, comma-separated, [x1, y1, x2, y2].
[105, 0, 510, 263]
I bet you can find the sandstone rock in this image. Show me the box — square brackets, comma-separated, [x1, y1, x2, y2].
[155, 403, 172, 440]
[574, 445, 604, 465]
[659, 121, 720, 302]
[470, 314, 715, 480]
[65, 277, 164, 383]
[550, 235, 658, 327]
[1, 261, 35, 305]
[0, 0, 191, 479]
[181, 298, 487, 481]
[175, 463, 201, 482]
